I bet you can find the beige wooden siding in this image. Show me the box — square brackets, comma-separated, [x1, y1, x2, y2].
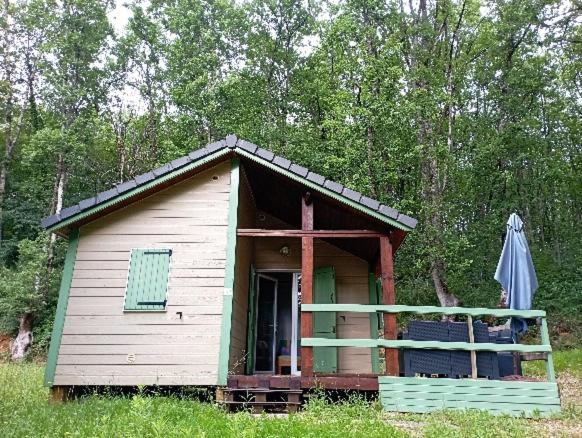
[228, 170, 254, 373]
[55, 161, 231, 386]
[252, 229, 373, 374]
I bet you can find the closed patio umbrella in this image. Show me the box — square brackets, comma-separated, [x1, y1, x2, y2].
[494, 213, 538, 335]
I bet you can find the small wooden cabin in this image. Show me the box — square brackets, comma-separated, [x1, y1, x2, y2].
[42, 135, 417, 398]
[42, 135, 560, 416]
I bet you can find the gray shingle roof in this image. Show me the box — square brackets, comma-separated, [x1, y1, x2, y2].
[41, 135, 418, 231]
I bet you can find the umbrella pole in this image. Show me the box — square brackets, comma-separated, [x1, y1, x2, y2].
[467, 315, 478, 378]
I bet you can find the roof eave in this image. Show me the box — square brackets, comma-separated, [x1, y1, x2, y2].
[41, 135, 417, 234]
[234, 148, 415, 232]
[44, 148, 233, 233]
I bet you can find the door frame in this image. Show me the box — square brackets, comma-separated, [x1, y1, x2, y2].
[254, 269, 301, 375]
[253, 273, 279, 374]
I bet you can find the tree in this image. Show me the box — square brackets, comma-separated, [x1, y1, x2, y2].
[0, 236, 52, 360]
[111, 2, 169, 180]
[5, 0, 114, 359]
[0, 0, 27, 246]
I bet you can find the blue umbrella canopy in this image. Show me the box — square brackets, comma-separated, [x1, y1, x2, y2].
[494, 213, 538, 334]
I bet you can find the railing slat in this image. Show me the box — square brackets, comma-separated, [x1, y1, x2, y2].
[301, 304, 546, 318]
[301, 338, 552, 353]
[540, 318, 556, 382]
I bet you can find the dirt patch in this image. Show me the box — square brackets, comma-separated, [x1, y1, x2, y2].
[530, 373, 582, 438]
[558, 373, 581, 407]
[0, 334, 11, 354]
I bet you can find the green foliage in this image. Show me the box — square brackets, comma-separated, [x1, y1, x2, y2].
[0, 236, 58, 337]
[0, 0, 580, 352]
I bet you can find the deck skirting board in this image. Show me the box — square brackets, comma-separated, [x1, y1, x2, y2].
[378, 376, 561, 417]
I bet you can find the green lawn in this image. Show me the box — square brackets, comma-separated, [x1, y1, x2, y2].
[0, 352, 580, 438]
[523, 348, 582, 378]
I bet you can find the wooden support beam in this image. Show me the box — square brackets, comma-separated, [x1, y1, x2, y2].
[301, 193, 314, 377]
[467, 315, 477, 378]
[389, 229, 407, 254]
[49, 386, 73, 403]
[379, 235, 399, 376]
[237, 229, 386, 238]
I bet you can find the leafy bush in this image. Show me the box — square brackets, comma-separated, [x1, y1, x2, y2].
[0, 236, 61, 354]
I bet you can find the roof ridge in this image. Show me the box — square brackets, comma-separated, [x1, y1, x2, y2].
[41, 135, 417, 231]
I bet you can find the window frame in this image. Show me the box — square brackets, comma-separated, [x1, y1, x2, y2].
[122, 248, 172, 312]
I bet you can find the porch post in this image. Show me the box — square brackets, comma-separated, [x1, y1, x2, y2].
[301, 193, 314, 377]
[379, 235, 399, 376]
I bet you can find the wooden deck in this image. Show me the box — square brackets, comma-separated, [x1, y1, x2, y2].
[220, 374, 379, 412]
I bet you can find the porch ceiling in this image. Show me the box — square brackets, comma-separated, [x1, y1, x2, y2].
[241, 159, 386, 263]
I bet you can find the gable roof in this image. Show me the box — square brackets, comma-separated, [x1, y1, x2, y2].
[41, 135, 417, 233]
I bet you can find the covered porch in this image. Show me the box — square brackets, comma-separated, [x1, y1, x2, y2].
[226, 157, 407, 388]
[222, 157, 559, 416]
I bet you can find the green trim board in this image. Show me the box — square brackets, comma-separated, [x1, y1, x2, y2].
[368, 273, 381, 373]
[46, 149, 231, 233]
[44, 228, 80, 387]
[234, 149, 413, 232]
[302, 303, 546, 318]
[245, 265, 257, 375]
[218, 157, 240, 385]
[378, 376, 561, 417]
[301, 338, 551, 353]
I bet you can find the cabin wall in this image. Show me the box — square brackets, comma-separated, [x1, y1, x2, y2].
[54, 161, 231, 386]
[252, 231, 373, 374]
[228, 170, 255, 374]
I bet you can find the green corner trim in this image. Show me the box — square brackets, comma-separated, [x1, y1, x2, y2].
[234, 149, 413, 232]
[47, 149, 231, 233]
[44, 228, 80, 387]
[218, 157, 240, 385]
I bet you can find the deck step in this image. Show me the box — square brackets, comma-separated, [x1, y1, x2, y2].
[222, 388, 303, 393]
[221, 401, 301, 405]
[217, 386, 303, 413]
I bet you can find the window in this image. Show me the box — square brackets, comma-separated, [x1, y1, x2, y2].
[123, 249, 172, 311]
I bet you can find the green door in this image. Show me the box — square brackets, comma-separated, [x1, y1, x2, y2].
[245, 265, 257, 375]
[313, 266, 337, 373]
[369, 272, 382, 373]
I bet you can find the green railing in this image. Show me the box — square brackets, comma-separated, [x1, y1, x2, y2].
[301, 304, 556, 382]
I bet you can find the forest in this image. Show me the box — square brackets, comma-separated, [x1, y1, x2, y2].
[0, 0, 580, 358]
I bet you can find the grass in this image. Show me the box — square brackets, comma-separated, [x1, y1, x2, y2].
[0, 353, 580, 438]
[523, 349, 582, 378]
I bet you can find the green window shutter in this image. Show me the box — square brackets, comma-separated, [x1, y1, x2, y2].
[124, 249, 171, 311]
[313, 266, 337, 373]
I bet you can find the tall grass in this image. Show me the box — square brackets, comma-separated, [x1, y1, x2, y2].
[0, 362, 571, 438]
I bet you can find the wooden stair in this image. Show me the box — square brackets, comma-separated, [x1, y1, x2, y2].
[216, 387, 303, 413]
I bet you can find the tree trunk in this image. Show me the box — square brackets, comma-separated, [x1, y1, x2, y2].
[10, 313, 34, 361]
[0, 162, 9, 245]
[419, 119, 461, 308]
[410, 0, 461, 309]
[431, 259, 461, 307]
[47, 153, 66, 265]
[0, 0, 15, 245]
